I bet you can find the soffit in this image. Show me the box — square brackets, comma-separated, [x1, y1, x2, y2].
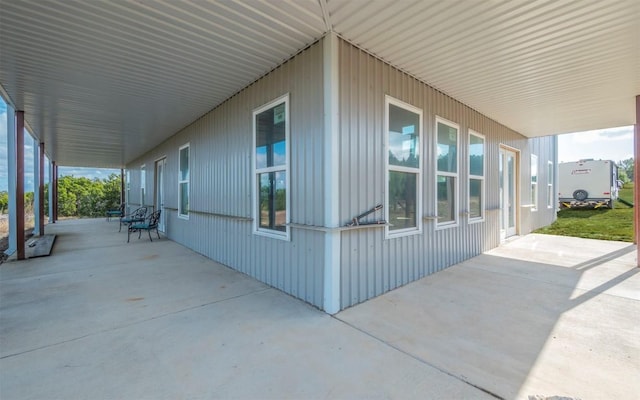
[329, 0, 639, 137]
[0, 0, 325, 167]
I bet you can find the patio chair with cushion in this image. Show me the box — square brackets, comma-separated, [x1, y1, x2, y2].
[128, 210, 161, 243]
[119, 206, 148, 232]
[106, 203, 125, 221]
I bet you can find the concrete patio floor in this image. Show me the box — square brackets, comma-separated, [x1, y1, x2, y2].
[1, 219, 638, 399]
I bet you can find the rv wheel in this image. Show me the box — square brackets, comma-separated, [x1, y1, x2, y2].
[573, 189, 588, 201]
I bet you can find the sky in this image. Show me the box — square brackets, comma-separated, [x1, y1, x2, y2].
[0, 97, 635, 192]
[557, 125, 634, 164]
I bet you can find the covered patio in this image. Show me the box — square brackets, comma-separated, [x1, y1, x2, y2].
[1, 219, 637, 399]
[1, 0, 639, 263]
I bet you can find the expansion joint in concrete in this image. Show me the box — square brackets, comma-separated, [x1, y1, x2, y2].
[332, 315, 505, 400]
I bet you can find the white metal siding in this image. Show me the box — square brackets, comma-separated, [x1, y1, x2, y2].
[127, 41, 326, 308]
[528, 135, 558, 231]
[126, 36, 558, 312]
[338, 40, 557, 309]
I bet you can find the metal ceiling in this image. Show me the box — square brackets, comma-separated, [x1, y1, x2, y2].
[1, 0, 638, 168]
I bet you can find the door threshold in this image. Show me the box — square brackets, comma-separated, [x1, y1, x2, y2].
[501, 235, 521, 244]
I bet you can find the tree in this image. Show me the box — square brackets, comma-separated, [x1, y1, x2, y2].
[0, 191, 34, 214]
[618, 158, 634, 182]
[102, 174, 122, 210]
[0, 191, 8, 214]
[618, 168, 630, 184]
[3, 174, 122, 218]
[50, 174, 122, 218]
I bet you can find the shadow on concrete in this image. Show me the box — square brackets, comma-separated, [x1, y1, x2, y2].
[337, 235, 639, 399]
[571, 244, 636, 271]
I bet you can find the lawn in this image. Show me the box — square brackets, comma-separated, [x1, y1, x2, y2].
[534, 184, 635, 242]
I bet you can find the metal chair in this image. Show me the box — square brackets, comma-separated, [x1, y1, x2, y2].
[119, 206, 148, 232]
[106, 203, 125, 221]
[127, 210, 161, 243]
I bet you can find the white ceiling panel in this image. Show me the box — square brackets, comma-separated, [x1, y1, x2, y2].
[1, 0, 638, 168]
[0, 0, 326, 167]
[329, 0, 639, 138]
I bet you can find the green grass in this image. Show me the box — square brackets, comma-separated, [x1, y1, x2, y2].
[618, 185, 633, 204]
[534, 183, 635, 242]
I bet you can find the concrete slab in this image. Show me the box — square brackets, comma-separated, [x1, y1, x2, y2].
[1, 219, 493, 400]
[338, 234, 639, 400]
[1, 221, 638, 399]
[25, 234, 56, 258]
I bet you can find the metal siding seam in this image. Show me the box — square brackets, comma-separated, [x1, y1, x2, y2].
[148, 39, 556, 308]
[361, 233, 369, 301]
[352, 234, 359, 304]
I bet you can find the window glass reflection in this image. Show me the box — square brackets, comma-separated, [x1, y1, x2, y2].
[437, 122, 457, 173]
[388, 171, 417, 231]
[256, 103, 286, 169]
[437, 175, 455, 223]
[388, 104, 419, 168]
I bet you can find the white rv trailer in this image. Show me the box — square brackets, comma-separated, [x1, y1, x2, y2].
[558, 159, 619, 208]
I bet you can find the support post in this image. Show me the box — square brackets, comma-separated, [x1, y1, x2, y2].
[16, 111, 25, 260]
[635, 95, 639, 267]
[48, 159, 54, 223]
[38, 142, 45, 235]
[5, 105, 16, 256]
[33, 138, 41, 236]
[52, 161, 58, 223]
[120, 168, 125, 205]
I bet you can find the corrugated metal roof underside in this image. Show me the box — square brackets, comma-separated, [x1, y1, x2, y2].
[330, 0, 639, 138]
[0, 0, 325, 167]
[1, 0, 638, 168]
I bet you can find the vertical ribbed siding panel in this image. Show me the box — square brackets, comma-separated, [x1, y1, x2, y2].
[125, 41, 326, 309]
[527, 135, 557, 230]
[338, 39, 553, 309]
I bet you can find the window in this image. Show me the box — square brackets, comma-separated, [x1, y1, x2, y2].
[436, 118, 459, 226]
[254, 95, 289, 238]
[140, 164, 146, 206]
[468, 131, 485, 221]
[386, 97, 422, 236]
[531, 154, 538, 211]
[547, 161, 554, 208]
[178, 144, 189, 219]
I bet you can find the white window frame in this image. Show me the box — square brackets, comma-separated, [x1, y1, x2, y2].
[252, 94, 290, 240]
[547, 160, 554, 209]
[435, 116, 459, 229]
[468, 130, 485, 223]
[531, 154, 538, 212]
[385, 96, 423, 238]
[178, 143, 190, 220]
[140, 164, 146, 207]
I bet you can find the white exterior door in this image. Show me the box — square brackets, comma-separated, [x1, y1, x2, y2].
[155, 158, 167, 232]
[500, 147, 518, 240]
